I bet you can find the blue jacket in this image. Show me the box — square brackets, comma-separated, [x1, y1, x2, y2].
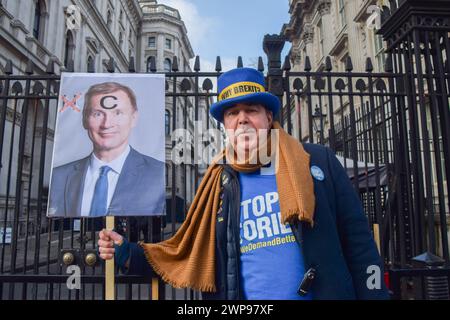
[125, 143, 390, 300]
[48, 147, 165, 217]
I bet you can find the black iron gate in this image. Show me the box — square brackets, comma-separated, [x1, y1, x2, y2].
[1, 0, 449, 300]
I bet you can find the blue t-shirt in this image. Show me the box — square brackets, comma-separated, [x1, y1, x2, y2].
[238, 166, 312, 300]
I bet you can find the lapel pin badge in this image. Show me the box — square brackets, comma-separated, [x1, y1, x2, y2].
[310, 165, 325, 181]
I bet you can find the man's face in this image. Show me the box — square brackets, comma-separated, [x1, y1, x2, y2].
[84, 90, 137, 153]
[223, 103, 273, 154]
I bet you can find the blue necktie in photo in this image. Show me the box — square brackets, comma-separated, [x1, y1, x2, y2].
[89, 165, 112, 217]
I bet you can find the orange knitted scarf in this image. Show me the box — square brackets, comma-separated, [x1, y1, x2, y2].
[140, 122, 315, 292]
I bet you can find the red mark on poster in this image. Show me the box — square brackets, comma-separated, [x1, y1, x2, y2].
[60, 93, 82, 112]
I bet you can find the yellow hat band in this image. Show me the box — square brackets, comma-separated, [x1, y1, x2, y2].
[218, 81, 265, 102]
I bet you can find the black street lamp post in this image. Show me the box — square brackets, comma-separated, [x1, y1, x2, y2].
[312, 105, 326, 145]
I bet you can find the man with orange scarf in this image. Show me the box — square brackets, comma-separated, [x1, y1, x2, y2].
[98, 68, 389, 300]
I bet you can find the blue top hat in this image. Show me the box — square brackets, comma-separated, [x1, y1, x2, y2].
[210, 67, 280, 122]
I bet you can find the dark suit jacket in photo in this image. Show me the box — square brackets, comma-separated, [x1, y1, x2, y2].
[48, 147, 165, 217]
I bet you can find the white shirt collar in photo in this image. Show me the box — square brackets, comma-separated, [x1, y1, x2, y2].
[89, 144, 131, 175]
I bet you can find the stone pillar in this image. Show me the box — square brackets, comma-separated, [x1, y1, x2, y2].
[263, 34, 285, 123]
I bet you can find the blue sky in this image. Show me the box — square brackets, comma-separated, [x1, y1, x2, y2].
[157, 0, 291, 72]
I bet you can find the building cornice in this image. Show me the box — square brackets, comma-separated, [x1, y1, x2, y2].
[354, 0, 377, 23]
[301, 0, 316, 15]
[288, 0, 301, 14]
[284, 0, 330, 42]
[142, 16, 194, 58]
[142, 14, 186, 33]
[126, 0, 143, 23]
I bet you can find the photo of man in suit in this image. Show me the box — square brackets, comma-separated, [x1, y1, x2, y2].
[48, 81, 165, 217]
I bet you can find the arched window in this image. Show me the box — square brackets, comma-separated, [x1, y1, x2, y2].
[164, 58, 172, 72]
[106, 10, 112, 29]
[146, 56, 154, 72]
[87, 56, 93, 72]
[33, 0, 46, 41]
[165, 109, 171, 135]
[119, 32, 123, 48]
[64, 31, 75, 68]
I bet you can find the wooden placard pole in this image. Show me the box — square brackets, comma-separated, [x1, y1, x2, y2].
[373, 223, 381, 254]
[105, 216, 115, 300]
[152, 278, 159, 300]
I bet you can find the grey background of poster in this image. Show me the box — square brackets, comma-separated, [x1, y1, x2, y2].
[52, 73, 165, 167]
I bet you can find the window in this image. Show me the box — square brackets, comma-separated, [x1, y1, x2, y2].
[119, 9, 123, 23]
[87, 56, 93, 72]
[373, 31, 386, 71]
[106, 10, 112, 29]
[148, 36, 156, 48]
[318, 19, 324, 57]
[165, 110, 171, 135]
[64, 31, 75, 68]
[165, 38, 172, 50]
[338, 0, 346, 28]
[164, 58, 172, 72]
[146, 56, 154, 72]
[33, 2, 41, 38]
[119, 32, 123, 48]
[33, 0, 46, 40]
